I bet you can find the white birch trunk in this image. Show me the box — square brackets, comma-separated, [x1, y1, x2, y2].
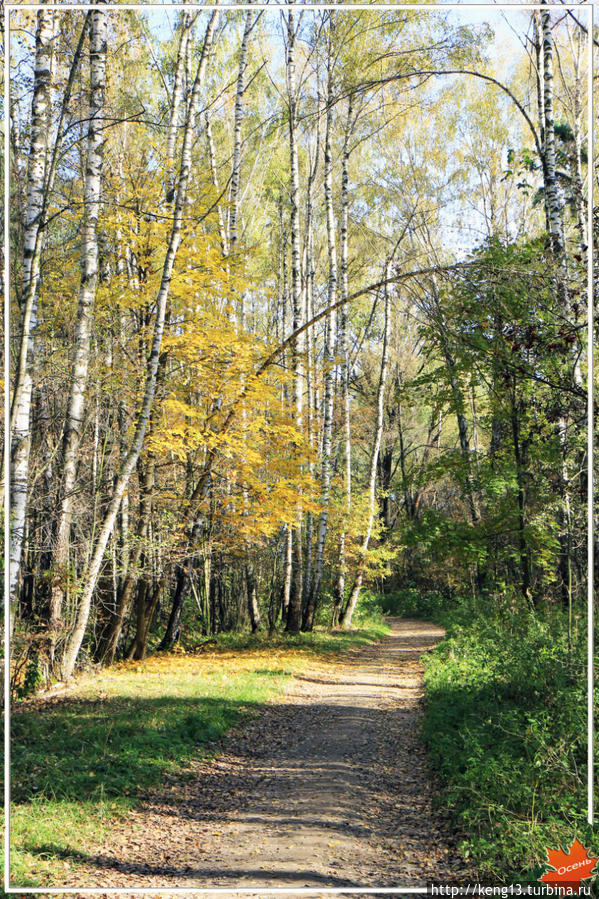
[165, 11, 192, 201]
[205, 111, 229, 256]
[285, 8, 304, 633]
[532, 12, 549, 231]
[541, 7, 566, 259]
[282, 524, 292, 621]
[8, 7, 56, 616]
[567, 24, 587, 258]
[540, 5, 580, 607]
[61, 12, 218, 679]
[228, 11, 256, 265]
[304, 47, 336, 629]
[301, 125, 319, 609]
[228, 11, 261, 629]
[341, 270, 390, 629]
[49, 10, 107, 662]
[334, 97, 353, 624]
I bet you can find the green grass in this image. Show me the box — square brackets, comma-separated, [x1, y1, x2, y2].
[179, 619, 390, 653]
[7, 621, 388, 887]
[387, 588, 599, 884]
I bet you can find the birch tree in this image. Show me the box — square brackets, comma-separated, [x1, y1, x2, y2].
[333, 96, 354, 627]
[61, 11, 218, 678]
[48, 9, 108, 668]
[303, 17, 337, 630]
[340, 268, 391, 629]
[6, 7, 589, 678]
[9, 7, 56, 618]
[284, 7, 304, 634]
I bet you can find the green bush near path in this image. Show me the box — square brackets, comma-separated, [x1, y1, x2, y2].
[387, 588, 599, 884]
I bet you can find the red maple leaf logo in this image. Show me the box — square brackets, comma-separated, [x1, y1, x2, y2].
[540, 838, 598, 895]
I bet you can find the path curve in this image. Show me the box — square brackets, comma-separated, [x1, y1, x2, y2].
[75, 618, 467, 892]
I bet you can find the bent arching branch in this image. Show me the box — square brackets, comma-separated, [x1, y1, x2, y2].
[183, 260, 477, 525]
[354, 67, 543, 162]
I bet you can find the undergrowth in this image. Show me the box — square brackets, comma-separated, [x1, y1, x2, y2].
[387, 587, 598, 885]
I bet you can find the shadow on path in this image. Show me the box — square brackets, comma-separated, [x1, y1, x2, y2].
[24, 619, 468, 891]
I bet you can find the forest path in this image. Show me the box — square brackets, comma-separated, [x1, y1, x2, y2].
[76, 619, 467, 893]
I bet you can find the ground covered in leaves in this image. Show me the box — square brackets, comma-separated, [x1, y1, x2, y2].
[10, 619, 469, 893]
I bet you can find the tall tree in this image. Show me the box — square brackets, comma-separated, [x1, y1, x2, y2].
[61, 12, 218, 678]
[303, 15, 337, 631]
[284, 7, 305, 634]
[9, 6, 56, 618]
[48, 10, 107, 667]
[340, 267, 391, 629]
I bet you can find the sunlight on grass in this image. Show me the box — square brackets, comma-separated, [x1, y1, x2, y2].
[9, 623, 388, 887]
[386, 589, 595, 883]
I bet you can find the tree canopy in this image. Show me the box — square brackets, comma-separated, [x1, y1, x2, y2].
[3, 4, 594, 684]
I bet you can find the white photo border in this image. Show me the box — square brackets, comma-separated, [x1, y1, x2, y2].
[3, 1, 595, 892]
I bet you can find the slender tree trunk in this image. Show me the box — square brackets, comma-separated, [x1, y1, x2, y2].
[205, 111, 229, 256]
[61, 13, 218, 679]
[128, 573, 167, 660]
[245, 563, 261, 632]
[278, 206, 292, 624]
[229, 11, 263, 633]
[50, 9, 106, 668]
[285, 8, 304, 633]
[532, 12, 549, 231]
[567, 25, 587, 258]
[96, 445, 156, 664]
[228, 10, 257, 263]
[9, 7, 56, 618]
[396, 399, 413, 520]
[304, 44, 336, 631]
[471, 383, 480, 472]
[333, 96, 353, 626]
[432, 285, 481, 528]
[540, 6, 566, 262]
[540, 4, 580, 605]
[302, 121, 319, 610]
[165, 10, 193, 200]
[340, 270, 390, 629]
[490, 312, 505, 466]
[282, 525, 292, 622]
[159, 563, 191, 650]
[511, 394, 532, 606]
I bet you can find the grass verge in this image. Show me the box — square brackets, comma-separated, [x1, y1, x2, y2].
[8, 621, 388, 887]
[385, 589, 598, 884]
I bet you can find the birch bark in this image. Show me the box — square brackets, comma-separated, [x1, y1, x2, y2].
[540, 4, 580, 608]
[229, 11, 257, 265]
[284, 7, 304, 633]
[49, 9, 107, 665]
[9, 7, 56, 617]
[205, 111, 229, 255]
[340, 270, 390, 629]
[301, 112, 319, 608]
[61, 12, 218, 678]
[541, 7, 567, 263]
[333, 97, 353, 626]
[303, 38, 336, 630]
[566, 24, 587, 258]
[165, 11, 193, 200]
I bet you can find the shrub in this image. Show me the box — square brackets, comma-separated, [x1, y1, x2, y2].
[420, 596, 595, 882]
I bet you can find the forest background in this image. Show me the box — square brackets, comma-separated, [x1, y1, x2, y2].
[2, 0, 598, 887]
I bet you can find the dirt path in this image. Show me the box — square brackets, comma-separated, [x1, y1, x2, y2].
[74, 619, 467, 893]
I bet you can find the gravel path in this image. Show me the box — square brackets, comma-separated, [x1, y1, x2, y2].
[72, 618, 468, 894]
